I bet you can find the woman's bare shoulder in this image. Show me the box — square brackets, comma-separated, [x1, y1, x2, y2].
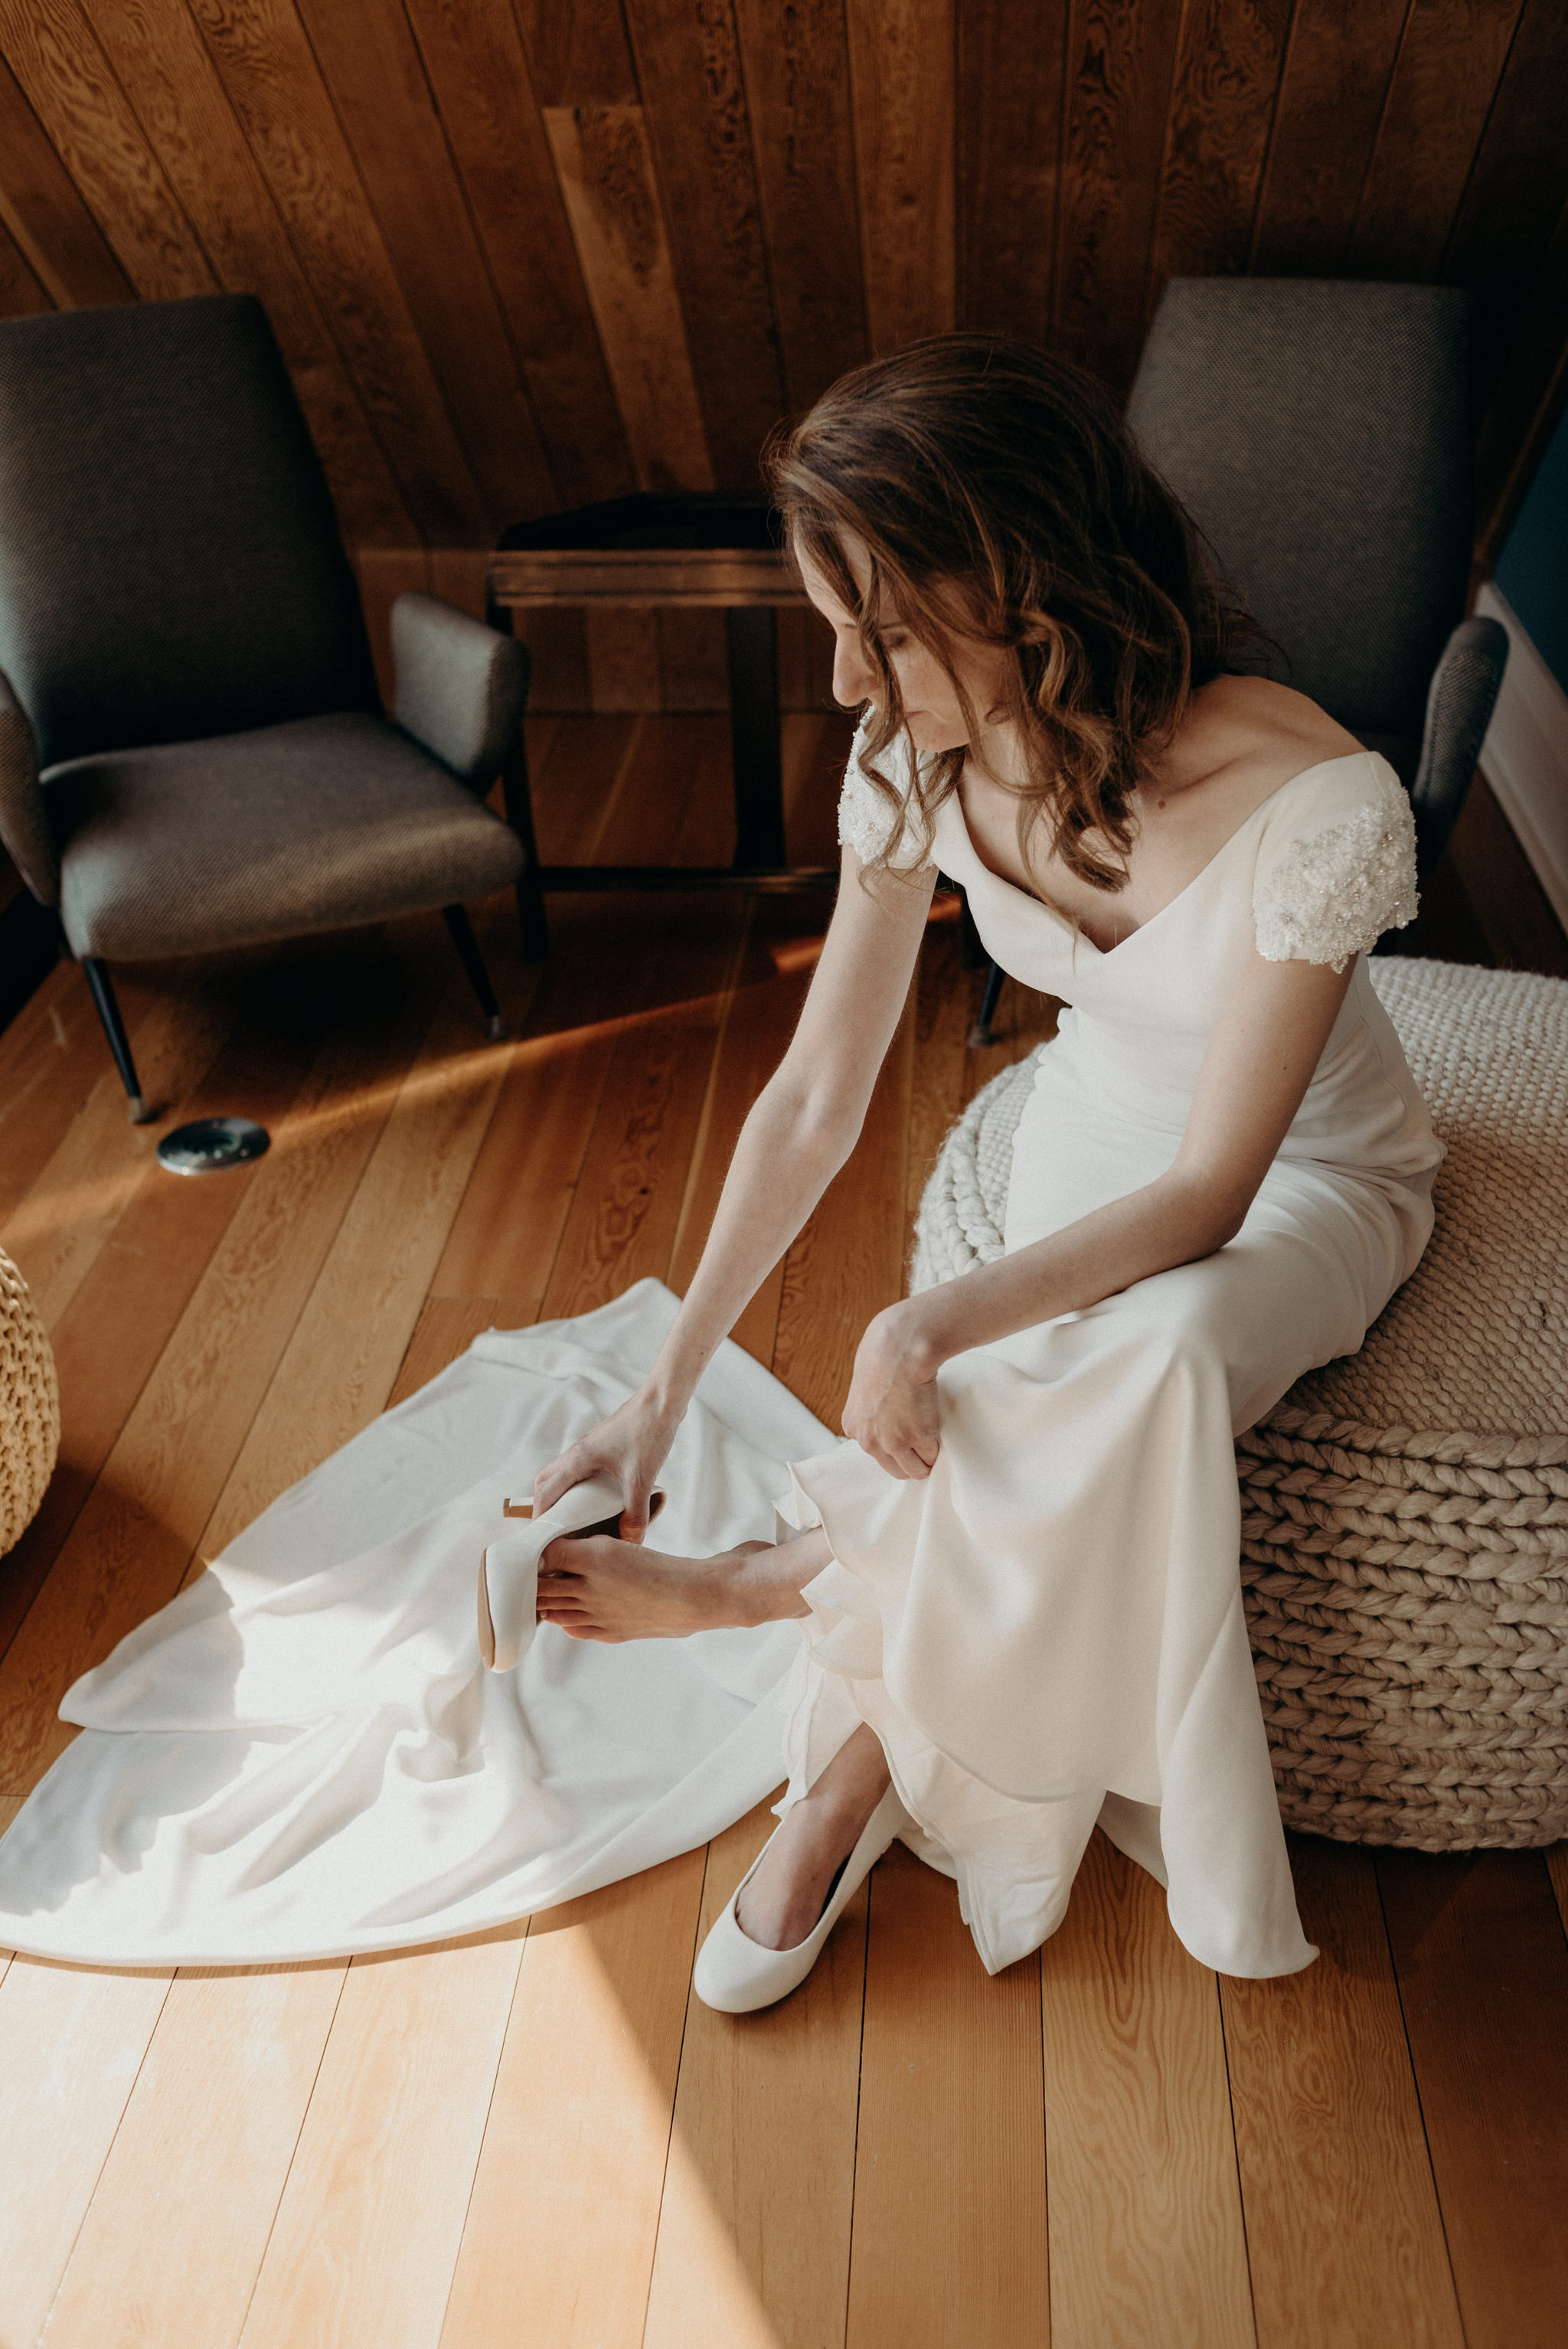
[1201, 675, 1364, 777]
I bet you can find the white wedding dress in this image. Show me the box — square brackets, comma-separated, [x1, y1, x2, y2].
[0, 735, 1439, 1978]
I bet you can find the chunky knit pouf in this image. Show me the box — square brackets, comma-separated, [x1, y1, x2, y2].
[910, 957, 1568, 1852]
[0, 1247, 58, 1556]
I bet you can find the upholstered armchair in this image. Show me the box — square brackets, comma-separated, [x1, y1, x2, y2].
[0, 294, 531, 1121]
[1127, 278, 1506, 873]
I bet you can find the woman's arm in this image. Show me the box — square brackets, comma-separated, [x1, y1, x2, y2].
[531, 848, 938, 1529]
[845, 947, 1355, 1476]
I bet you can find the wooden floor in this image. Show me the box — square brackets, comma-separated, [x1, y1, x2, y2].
[2, 713, 1566, 2349]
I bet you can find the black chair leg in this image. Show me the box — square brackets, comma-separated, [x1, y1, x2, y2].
[443, 905, 508, 1039]
[969, 958, 1006, 1050]
[82, 956, 152, 1122]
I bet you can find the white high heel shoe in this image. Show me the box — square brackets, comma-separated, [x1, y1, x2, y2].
[692, 1783, 910, 2015]
[478, 1482, 666, 1671]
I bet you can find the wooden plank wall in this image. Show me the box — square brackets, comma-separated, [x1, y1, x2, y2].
[0, 0, 1565, 712]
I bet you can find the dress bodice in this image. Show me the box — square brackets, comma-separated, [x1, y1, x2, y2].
[838, 728, 1443, 1214]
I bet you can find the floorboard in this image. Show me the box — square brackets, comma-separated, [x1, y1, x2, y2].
[1220, 1837, 1464, 2349]
[1376, 1847, 1568, 2349]
[644, 1799, 867, 2349]
[0, 926, 455, 1794]
[848, 1844, 1050, 2349]
[0, 1956, 173, 2349]
[241, 1927, 527, 2349]
[436, 1855, 706, 2349]
[1040, 1832, 1255, 2349]
[41, 1961, 348, 2349]
[0, 943, 367, 1663]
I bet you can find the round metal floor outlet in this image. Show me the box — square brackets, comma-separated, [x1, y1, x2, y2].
[156, 1116, 271, 1175]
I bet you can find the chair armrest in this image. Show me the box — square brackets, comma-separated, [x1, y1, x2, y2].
[1410, 615, 1509, 875]
[390, 593, 530, 789]
[0, 669, 57, 907]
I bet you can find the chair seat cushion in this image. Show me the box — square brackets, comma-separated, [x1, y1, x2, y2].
[911, 957, 1568, 1852]
[46, 711, 524, 961]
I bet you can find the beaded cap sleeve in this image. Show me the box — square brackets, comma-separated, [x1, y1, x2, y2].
[837, 722, 937, 873]
[1252, 753, 1418, 972]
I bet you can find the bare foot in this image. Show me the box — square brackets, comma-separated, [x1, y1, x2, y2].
[535, 1529, 827, 1643]
[737, 1723, 892, 1950]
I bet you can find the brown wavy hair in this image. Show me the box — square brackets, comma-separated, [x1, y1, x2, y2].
[766, 334, 1266, 894]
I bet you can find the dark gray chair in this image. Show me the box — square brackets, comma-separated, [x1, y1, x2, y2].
[0, 294, 531, 1119]
[971, 279, 1508, 1043]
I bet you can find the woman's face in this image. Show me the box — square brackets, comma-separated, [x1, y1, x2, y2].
[796, 534, 1010, 757]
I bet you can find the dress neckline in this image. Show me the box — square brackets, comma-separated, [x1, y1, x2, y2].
[948, 749, 1379, 960]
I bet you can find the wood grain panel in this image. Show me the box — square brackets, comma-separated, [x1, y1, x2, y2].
[80, 0, 413, 545]
[539, 1021, 730, 1320]
[958, 0, 1068, 340]
[0, 45, 132, 302]
[292, 0, 557, 525]
[1377, 1846, 1568, 2349]
[1349, 0, 1523, 280]
[848, 1844, 1050, 2349]
[625, 0, 788, 487]
[43, 1962, 348, 2349]
[734, 0, 870, 411]
[0, 0, 215, 300]
[0, 207, 51, 315]
[188, 0, 492, 543]
[644, 1800, 865, 2349]
[847, 0, 957, 354]
[242, 1929, 526, 2349]
[0, 1957, 173, 2349]
[658, 605, 730, 709]
[0, 956, 167, 1227]
[512, 0, 641, 106]
[1054, 0, 1186, 393]
[437, 1855, 706, 2349]
[0, 933, 452, 1795]
[1220, 1838, 1464, 2349]
[1040, 1831, 1254, 2349]
[402, 0, 635, 508]
[428, 890, 668, 1308]
[354, 547, 431, 709]
[1250, 0, 1409, 274]
[0, 951, 350, 1664]
[1148, 0, 1292, 299]
[586, 603, 663, 710]
[544, 103, 715, 492]
[1443, 0, 1568, 414]
[191, 984, 516, 1567]
[2, 963, 250, 1330]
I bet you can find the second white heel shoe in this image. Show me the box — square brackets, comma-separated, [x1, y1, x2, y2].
[478, 1482, 666, 1671]
[692, 1784, 910, 2014]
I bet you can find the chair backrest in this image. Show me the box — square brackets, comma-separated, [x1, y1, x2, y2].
[0, 294, 377, 772]
[1125, 280, 1472, 737]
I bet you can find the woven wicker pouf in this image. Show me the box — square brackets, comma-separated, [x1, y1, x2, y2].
[0, 1246, 59, 1557]
[910, 957, 1568, 1853]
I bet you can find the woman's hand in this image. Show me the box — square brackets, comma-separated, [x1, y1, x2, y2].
[843, 1302, 942, 1479]
[531, 1386, 681, 1541]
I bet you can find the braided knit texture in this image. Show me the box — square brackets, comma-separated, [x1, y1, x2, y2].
[0, 1246, 58, 1556]
[910, 958, 1568, 1851]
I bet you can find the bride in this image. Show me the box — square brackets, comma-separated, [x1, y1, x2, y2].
[514, 335, 1440, 2008]
[0, 335, 1439, 1993]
